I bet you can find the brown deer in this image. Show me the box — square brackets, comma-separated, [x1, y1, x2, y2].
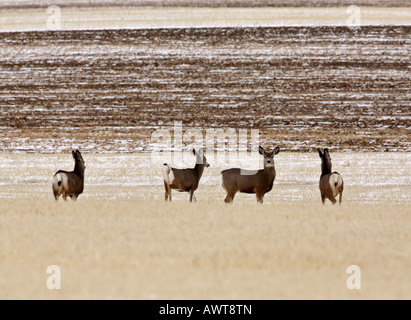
[221, 146, 280, 204]
[317, 148, 344, 204]
[163, 148, 210, 202]
[52, 150, 86, 201]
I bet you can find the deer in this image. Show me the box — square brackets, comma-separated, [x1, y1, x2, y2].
[221, 145, 280, 204]
[52, 149, 86, 201]
[163, 148, 210, 202]
[317, 148, 344, 204]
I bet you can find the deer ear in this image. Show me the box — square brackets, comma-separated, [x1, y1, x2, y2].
[72, 150, 76, 157]
[317, 148, 323, 157]
[324, 148, 329, 155]
[274, 146, 280, 155]
[258, 146, 264, 155]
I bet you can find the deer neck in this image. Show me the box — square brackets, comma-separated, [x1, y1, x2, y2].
[263, 164, 276, 176]
[74, 162, 85, 179]
[321, 160, 332, 175]
[194, 163, 205, 178]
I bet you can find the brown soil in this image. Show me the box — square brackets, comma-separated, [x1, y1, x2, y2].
[0, 26, 410, 153]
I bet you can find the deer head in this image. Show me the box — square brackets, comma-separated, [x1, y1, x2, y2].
[317, 148, 332, 174]
[193, 148, 210, 167]
[72, 149, 86, 170]
[259, 146, 280, 168]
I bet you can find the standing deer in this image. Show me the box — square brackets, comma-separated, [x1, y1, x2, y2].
[317, 148, 343, 204]
[163, 148, 210, 202]
[221, 145, 280, 204]
[52, 149, 86, 201]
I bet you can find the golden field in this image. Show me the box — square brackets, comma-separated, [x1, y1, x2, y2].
[0, 200, 410, 300]
[0, 152, 410, 299]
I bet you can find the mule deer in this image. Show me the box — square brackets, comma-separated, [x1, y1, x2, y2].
[163, 148, 210, 202]
[52, 150, 86, 201]
[221, 146, 280, 204]
[317, 148, 343, 204]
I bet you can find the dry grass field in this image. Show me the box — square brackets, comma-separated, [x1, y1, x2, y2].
[0, 152, 410, 299]
[1, 200, 410, 300]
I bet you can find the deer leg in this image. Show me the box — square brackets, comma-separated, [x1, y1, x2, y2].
[189, 189, 195, 202]
[62, 194, 67, 201]
[339, 191, 343, 204]
[329, 196, 337, 205]
[256, 193, 264, 204]
[164, 181, 169, 201]
[167, 183, 172, 201]
[321, 194, 326, 205]
[71, 194, 78, 201]
[53, 188, 59, 201]
[224, 190, 235, 203]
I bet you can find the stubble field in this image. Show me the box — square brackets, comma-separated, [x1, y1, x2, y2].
[1, 200, 410, 300]
[0, 25, 410, 153]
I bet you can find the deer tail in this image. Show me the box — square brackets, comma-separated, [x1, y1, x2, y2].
[163, 165, 173, 185]
[53, 172, 67, 191]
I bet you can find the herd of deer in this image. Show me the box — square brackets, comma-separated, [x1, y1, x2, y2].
[52, 147, 344, 204]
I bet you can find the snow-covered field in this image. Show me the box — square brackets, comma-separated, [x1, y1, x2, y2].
[0, 152, 409, 204]
[0, 26, 410, 153]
